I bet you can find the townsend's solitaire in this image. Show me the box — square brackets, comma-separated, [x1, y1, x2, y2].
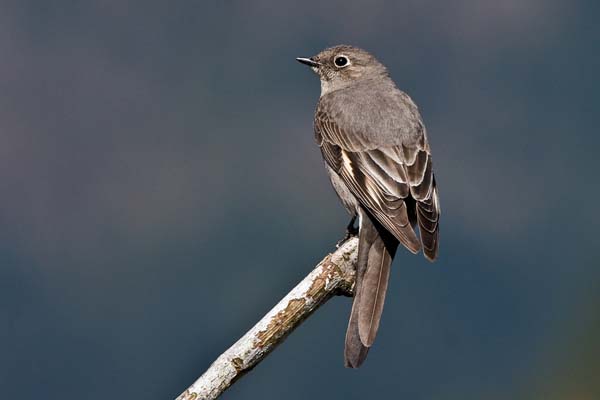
[297, 45, 440, 368]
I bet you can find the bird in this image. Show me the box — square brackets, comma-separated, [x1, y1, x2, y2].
[296, 45, 440, 368]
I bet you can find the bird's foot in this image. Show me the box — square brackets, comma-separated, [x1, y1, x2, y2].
[336, 216, 359, 248]
[336, 230, 357, 248]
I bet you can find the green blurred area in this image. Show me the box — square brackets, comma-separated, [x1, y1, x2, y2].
[531, 295, 600, 400]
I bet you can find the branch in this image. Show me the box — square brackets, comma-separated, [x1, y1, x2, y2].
[175, 237, 359, 400]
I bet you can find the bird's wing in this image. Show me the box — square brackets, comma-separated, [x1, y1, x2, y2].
[315, 103, 440, 259]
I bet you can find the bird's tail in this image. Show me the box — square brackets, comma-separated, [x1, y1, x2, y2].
[344, 209, 398, 368]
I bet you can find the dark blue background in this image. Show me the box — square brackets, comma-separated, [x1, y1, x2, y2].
[1, 1, 599, 399]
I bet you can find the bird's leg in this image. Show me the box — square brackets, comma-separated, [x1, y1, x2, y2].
[336, 214, 359, 248]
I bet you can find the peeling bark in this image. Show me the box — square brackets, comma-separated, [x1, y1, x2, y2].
[175, 237, 359, 400]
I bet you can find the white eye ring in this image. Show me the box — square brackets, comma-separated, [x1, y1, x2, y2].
[333, 55, 350, 68]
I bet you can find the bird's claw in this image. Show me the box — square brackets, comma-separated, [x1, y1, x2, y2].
[336, 217, 359, 248]
[336, 231, 357, 248]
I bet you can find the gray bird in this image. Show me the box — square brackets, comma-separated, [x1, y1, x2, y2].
[297, 45, 440, 368]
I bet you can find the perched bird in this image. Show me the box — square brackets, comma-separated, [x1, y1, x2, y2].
[297, 45, 440, 368]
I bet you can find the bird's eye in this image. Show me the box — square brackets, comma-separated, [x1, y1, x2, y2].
[334, 55, 349, 68]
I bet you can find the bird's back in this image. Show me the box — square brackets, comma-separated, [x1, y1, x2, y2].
[317, 78, 426, 151]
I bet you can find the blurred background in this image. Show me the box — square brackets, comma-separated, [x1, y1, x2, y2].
[1, 1, 599, 399]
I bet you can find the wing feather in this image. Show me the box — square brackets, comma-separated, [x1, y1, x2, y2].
[315, 107, 440, 259]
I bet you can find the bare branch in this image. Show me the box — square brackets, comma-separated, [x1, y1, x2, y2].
[175, 237, 359, 400]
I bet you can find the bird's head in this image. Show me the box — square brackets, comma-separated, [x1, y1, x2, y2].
[296, 45, 388, 95]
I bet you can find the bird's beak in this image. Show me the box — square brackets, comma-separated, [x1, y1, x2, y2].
[296, 57, 320, 68]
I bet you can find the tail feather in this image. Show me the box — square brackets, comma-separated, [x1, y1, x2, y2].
[344, 209, 398, 367]
[358, 239, 393, 346]
[344, 296, 369, 368]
